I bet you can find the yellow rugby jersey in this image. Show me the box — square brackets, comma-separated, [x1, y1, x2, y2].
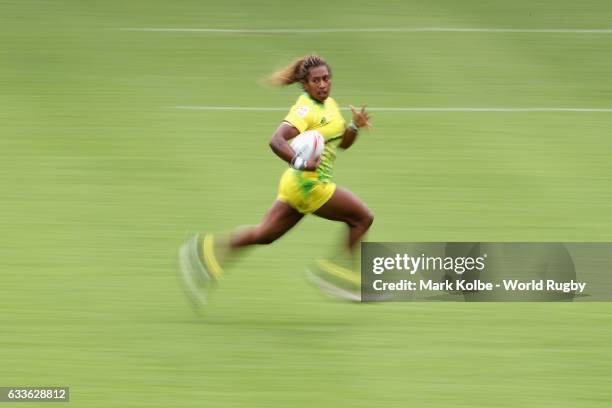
[284, 93, 346, 181]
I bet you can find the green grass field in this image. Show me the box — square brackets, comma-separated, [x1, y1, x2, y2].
[2, 0, 612, 406]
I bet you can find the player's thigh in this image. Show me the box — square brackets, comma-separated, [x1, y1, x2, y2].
[313, 186, 372, 225]
[258, 199, 304, 237]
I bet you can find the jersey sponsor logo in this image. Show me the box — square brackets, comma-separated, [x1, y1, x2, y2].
[296, 106, 309, 117]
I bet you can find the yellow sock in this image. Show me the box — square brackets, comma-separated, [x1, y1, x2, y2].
[316, 259, 360, 286]
[202, 234, 224, 280]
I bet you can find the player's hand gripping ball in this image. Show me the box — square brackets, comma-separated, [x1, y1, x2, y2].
[290, 130, 324, 170]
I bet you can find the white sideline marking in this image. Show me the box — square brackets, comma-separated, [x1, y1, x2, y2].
[170, 106, 612, 113]
[121, 27, 612, 34]
[172, 106, 287, 111]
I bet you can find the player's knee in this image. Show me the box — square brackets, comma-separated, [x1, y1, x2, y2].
[362, 210, 374, 230]
[347, 210, 374, 231]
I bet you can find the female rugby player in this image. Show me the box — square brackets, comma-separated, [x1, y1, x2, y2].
[179, 55, 373, 304]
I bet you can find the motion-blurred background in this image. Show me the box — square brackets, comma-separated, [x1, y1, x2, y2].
[2, 0, 611, 406]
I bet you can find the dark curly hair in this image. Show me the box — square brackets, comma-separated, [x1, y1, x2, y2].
[265, 55, 331, 87]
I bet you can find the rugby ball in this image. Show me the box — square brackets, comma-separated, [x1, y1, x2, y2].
[290, 130, 325, 162]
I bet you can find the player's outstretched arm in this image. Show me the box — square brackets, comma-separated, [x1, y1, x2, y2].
[339, 105, 371, 150]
